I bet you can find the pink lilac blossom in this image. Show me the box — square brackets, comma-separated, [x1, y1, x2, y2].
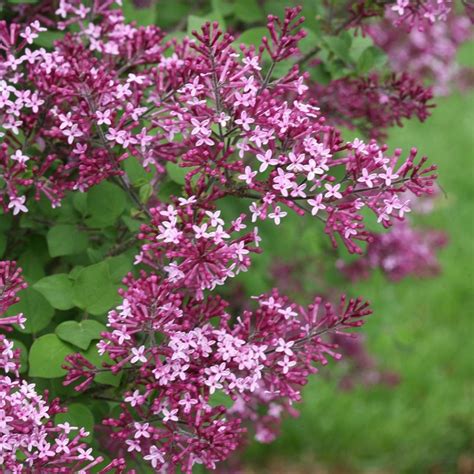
[387, 0, 453, 30]
[0, 5, 437, 258]
[64, 272, 372, 471]
[337, 220, 448, 281]
[0, 261, 124, 472]
[310, 72, 434, 139]
[370, 13, 473, 95]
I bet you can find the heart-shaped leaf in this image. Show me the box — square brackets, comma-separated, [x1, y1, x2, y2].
[56, 320, 106, 350]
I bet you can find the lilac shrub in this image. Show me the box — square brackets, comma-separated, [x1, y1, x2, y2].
[0, 0, 459, 471]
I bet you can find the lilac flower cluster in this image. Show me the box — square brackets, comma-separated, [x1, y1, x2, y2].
[388, 0, 453, 30]
[65, 273, 371, 471]
[311, 72, 434, 139]
[0, 261, 124, 472]
[338, 220, 447, 281]
[0, 2, 443, 470]
[370, 13, 473, 95]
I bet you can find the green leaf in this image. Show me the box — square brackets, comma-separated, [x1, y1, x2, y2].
[73, 192, 88, 216]
[85, 182, 127, 228]
[166, 162, 187, 185]
[357, 46, 386, 74]
[56, 320, 106, 350]
[55, 403, 94, 441]
[29, 334, 74, 378]
[298, 28, 319, 56]
[324, 33, 353, 63]
[157, 180, 182, 203]
[35, 30, 64, 48]
[208, 391, 234, 408]
[82, 345, 122, 387]
[123, 157, 153, 186]
[33, 274, 74, 310]
[0, 234, 6, 257]
[7, 288, 54, 334]
[309, 63, 332, 85]
[237, 27, 267, 47]
[72, 262, 119, 316]
[211, 0, 234, 16]
[139, 183, 153, 203]
[234, 0, 264, 23]
[187, 12, 225, 35]
[107, 254, 134, 282]
[47, 225, 88, 257]
[350, 34, 375, 61]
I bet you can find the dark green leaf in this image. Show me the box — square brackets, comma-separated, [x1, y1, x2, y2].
[47, 225, 88, 257]
[187, 13, 225, 35]
[234, 0, 264, 23]
[33, 274, 74, 310]
[85, 182, 127, 228]
[123, 157, 154, 186]
[29, 334, 74, 378]
[56, 320, 106, 350]
[237, 27, 267, 47]
[166, 162, 187, 185]
[8, 288, 54, 334]
[55, 403, 94, 441]
[107, 253, 134, 282]
[72, 262, 119, 315]
[208, 391, 234, 408]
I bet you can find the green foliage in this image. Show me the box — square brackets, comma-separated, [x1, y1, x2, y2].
[72, 261, 120, 316]
[29, 334, 74, 378]
[188, 12, 225, 34]
[85, 182, 127, 228]
[8, 287, 54, 334]
[33, 274, 75, 310]
[56, 320, 106, 350]
[208, 390, 234, 408]
[234, 0, 264, 23]
[166, 161, 187, 185]
[47, 225, 89, 257]
[236, 27, 267, 46]
[55, 403, 95, 441]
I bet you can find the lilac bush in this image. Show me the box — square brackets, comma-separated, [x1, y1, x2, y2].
[0, 0, 470, 471]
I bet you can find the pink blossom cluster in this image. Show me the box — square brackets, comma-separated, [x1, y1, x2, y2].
[338, 220, 448, 281]
[0, 261, 124, 472]
[370, 13, 473, 95]
[311, 72, 434, 139]
[64, 271, 371, 472]
[0, 4, 437, 256]
[387, 0, 453, 30]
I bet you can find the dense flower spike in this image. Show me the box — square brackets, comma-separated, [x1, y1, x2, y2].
[64, 271, 372, 472]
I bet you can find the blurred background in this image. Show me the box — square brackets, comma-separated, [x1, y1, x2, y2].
[128, 2, 474, 471]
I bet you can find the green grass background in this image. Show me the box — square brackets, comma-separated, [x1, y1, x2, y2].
[244, 47, 474, 473]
